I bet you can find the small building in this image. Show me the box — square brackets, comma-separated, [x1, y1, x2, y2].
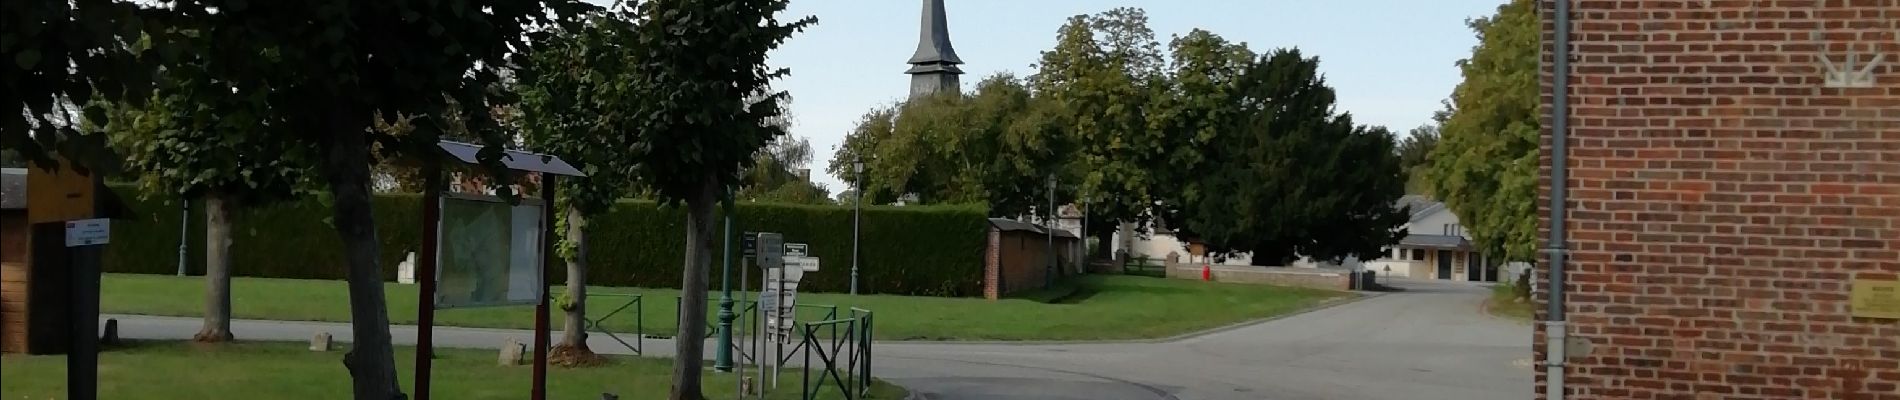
[982, 218, 1077, 299]
[1, 168, 27, 353]
[1363, 195, 1527, 282]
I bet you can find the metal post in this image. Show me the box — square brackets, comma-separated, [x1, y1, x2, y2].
[532, 175, 557, 400]
[68, 171, 107, 400]
[415, 158, 442, 400]
[1045, 174, 1055, 288]
[1547, 1, 1573, 399]
[716, 186, 735, 372]
[176, 202, 189, 276]
[851, 158, 863, 295]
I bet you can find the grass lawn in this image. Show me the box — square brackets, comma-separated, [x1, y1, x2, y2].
[102, 273, 1349, 341]
[0, 341, 904, 400]
[1487, 284, 1533, 323]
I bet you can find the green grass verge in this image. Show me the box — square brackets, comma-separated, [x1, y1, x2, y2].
[102, 273, 1349, 341]
[0, 341, 904, 400]
[1487, 284, 1534, 323]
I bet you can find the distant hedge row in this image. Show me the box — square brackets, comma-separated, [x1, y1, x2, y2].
[103, 187, 990, 297]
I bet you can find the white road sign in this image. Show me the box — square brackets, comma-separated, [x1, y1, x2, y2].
[785, 255, 820, 272]
[65, 218, 110, 247]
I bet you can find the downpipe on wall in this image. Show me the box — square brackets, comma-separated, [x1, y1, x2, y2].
[1546, 0, 1572, 399]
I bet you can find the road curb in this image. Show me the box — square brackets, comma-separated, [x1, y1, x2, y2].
[882, 290, 1385, 346]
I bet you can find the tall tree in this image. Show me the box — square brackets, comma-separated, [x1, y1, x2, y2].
[611, 0, 812, 396]
[1427, 0, 1540, 262]
[1399, 122, 1441, 195]
[2, 0, 151, 168]
[102, 61, 314, 343]
[741, 136, 832, 204]
[1184, 49, 1408, 265]
[516, 7, 641, 366]
[147, 0, 590, 397]
[1032, 8, 1166, 256]
[826, 73, 1068, 215]
[1147, 29, 1255, 243]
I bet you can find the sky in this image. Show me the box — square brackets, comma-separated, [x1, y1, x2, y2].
[768, 0, 1507, 193]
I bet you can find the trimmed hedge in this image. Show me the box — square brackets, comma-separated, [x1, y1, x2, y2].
[103, 187, 989, 297]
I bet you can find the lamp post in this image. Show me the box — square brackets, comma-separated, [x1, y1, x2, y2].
[176, 202, 189, 276]
[715, 185, 735, 372]
[851, 157, 864, 295]
[1045, 174, 1055, 288]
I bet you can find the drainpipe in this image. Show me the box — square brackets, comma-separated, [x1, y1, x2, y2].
[1546, 0, 1572, 399]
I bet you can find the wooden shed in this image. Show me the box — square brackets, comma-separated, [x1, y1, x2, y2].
[2, 167, 31, 353]
[1, 164, 131, 354]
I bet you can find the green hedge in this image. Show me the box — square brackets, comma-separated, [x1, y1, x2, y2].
[103, 187, 989, 297]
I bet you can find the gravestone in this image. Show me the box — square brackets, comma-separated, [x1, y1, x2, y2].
[309, 332, 332, 352]
[498, 338, 525, 366]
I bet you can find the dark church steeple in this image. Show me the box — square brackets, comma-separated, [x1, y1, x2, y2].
[905, 0, 963, 99]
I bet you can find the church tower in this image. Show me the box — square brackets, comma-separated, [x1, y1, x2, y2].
[905, 0, 963, 99]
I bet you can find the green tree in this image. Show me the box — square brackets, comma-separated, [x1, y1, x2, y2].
[102, 59, 315, 343]
[1398, 121, 1441, 195]
[1032, 8, 1166, 257]
[516, 7, 642, 365]
[1185, 49, 1408, 265]
[740, 136, 833, 205]
[2, 0, 151, 167]
[826, 73, 1068, 215]
[610, 0, 813, 396]
[146, 0, 591, 397]
[1147, 29, 1255, 240]
[1427, 0, 1540, 262]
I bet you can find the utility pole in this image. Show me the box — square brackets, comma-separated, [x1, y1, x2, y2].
[1045, 174, 1055, 288]
[716, 185, 736, 372]
[176, 202, 189, 276]
[851, 157, 864, 295]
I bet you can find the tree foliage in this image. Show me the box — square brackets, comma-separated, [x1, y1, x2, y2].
[1399, 121, 1441, 195]
[140, 0, 593, 397]
[1183, 49, 1408, 265]
[1147, 29, 1255, 231]
[2, 0, 152, 169]
[1427, 0, 1540, 262]
[606, 0, 813, 396]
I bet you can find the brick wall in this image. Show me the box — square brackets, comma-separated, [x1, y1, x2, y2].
[1537, 1, 1900, 399]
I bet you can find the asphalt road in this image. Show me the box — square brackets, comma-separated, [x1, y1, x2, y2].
[107, 278, 1530, 400]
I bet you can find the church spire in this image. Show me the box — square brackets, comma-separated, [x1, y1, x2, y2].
[905, 0, 963, 99]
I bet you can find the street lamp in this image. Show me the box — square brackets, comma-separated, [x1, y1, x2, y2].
[1045, 174, 1055, 288]
[851, 157, 864, 295]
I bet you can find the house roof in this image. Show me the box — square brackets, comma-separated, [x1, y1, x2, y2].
[1396, 195, 1446, 222]
[988, 218, 1078, 239]
[1, 168, 24, 210]
[1398, 234, 1469, 250]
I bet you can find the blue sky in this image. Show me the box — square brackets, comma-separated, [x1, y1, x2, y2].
[767, 0, 1506, 192]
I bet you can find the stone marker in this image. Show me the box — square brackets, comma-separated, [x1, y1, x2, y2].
[498, 338, 525, 366]
[310, 332, 332, 352]
[100, 319, 121, 347]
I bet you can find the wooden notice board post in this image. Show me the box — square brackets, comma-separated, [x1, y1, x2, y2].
[16, 158, 128, 400]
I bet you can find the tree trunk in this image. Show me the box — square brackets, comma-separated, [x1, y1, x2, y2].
[323, 125, 406, 400]
[552, 205, 598, 366]
[193, 193, 235, 342]
[669, 174, 718, 400]
[1090, 226, 1113, 262]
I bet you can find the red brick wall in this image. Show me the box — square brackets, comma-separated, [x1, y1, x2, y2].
[1537, 1, 1900, 399]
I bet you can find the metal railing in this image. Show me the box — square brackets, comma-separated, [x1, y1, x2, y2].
[796, 308, 874, 400]
[551, 290, 644, 355]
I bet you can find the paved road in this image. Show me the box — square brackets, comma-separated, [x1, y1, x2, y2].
[109, 278, 1530, 399]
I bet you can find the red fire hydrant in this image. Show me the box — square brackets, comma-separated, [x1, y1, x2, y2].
[1201, 262, 1212, 281]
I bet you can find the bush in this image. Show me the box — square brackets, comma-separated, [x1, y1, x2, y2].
[102, 187, 989, 297]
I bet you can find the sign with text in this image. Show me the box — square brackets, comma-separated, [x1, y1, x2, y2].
[1851, 279, 1900, 319]
[754, 232, 783, 270]
[785, 255, 820, 272]
[434, 194, 545, 309]
[760, 266, 804, 343]
[65, 218, 110, 247]
[784, 243, 808, 258]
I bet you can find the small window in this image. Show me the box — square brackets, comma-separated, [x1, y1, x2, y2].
[1411, 249, 1426, 261]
